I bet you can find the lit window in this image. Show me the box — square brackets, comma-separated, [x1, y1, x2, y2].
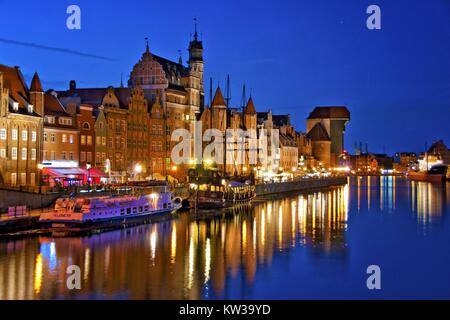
[87, 136, 92, 145]
[69, 134, 74, 144]
[81, 135, 86, 145]
[22, 148, 27, 160]
[31, 131, 37, 142]
[0, 129, 6, 140]
[11, 147, 17, 160]
[12, 129, 18, 140]
[0, 149, 6, 158]
[62, 134, 67, 143]
[43, 132, 48, 142]
[28, 105, 34, 113]
[31, 149, 36, 160]
[50, 133, 56, 143]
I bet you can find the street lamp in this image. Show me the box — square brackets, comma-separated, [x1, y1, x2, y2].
[86, 163, 92, 190]
[37, 163, 44, 194]
[134, 163, 142, 181]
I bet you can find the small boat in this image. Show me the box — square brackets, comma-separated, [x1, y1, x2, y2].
[187, 165, 256, 210]
[408, 164, 447, 184]
[39, 186, 182, 235]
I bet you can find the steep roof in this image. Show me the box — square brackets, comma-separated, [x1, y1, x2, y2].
[57, 87, 131, 108]
[0, 64, 30, 108]
[273, 115, 290, 127]
[308, 106, 350, 120]
[45, 91, 68, 115]
[212, 87, 226, 107]
[306, 122, 331, 141]
[30, 72, 43, 92]
[245, 96, 256, 115]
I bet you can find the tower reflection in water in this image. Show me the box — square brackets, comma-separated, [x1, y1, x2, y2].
[353, 176, 447, 226]
[0, 185, 349, 300]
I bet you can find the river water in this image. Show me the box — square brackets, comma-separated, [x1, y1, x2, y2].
[0, 177, 449, 300]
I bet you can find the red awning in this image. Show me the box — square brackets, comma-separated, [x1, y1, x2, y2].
[43, 167, 87, 177]
[86, 168, 107, 178]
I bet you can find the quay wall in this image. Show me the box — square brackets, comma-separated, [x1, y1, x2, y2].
[0, 188, 60, 211]
[256, 177, 348, 196]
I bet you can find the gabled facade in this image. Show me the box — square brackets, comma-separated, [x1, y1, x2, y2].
[0, 65, 44, 187]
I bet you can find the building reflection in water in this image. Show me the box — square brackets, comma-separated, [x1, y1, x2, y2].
[0, 185, 349, 300]
[353, 176, 447, 226]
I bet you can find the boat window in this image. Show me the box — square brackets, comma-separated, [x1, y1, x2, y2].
[127, 208, 131, 215]
[139, 206, 143, 212]
[163, 203, 167, 209]
[133, 207, 137, 213]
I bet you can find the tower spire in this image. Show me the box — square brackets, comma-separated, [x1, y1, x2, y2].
[145, 37, 149, 52]
[120, 73, 124, 88]
[178, 50, 182, 65]
[193, 17, 198, 41]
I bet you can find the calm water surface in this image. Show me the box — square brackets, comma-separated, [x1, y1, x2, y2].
[1, 177, 449, 299]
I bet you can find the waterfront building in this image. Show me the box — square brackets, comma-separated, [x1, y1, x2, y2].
[428, 140, 450, 165]
[42, 91, 80, 185]
[76, 104, 96, 169]
[93, 106, 107, 170]
[306, 106, 350, 167]
[0, 66, 44, 187]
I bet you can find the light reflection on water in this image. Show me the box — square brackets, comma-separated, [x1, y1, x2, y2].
[0, 177, 448, 300]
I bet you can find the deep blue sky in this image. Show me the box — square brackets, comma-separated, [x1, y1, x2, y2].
[1, 0, 449, 154]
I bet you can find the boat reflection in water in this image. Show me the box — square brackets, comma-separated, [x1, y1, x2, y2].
[0, 178, 448, 299]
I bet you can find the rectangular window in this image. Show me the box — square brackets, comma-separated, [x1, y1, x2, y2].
[96, 152, 101, 164]
[30, 173, 36, 186]
[87, 152, 92, 162]
[80, 152, 86, 162]
[0, 128, 6, 140]
[0, 149, 5, 158]
[11, 173, 17, 186]
[69, 152, 74, 160]
[51, 151, 56, 160]
[96, 136, 101, 145]
[31, 131, 37, 142]
[43, 132, 48, 142]
[108, 137, 113, 148]
[22, 130, 28, 141]
[102, 153, 106, 162]
[50, 133, 56, 143]
[81, 135, 86, 145]
[62, 151, 66, 160]
[11, 147, 17, 160]
[87, 136, 92, 145]
[31, 148, 36, 160]
[62, 134, 67, 143]
[12, 129, 18, 140]
[20, 173, 26, 185]
[69, 134, 74, 144]
[102, 137, 106, 146]
[43, 150, 48, 161]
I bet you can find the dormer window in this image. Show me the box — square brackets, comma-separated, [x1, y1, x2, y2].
[12, 102, 19, 111]
[28, 104, 34, 113]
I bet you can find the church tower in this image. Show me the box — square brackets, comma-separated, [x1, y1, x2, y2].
[29, 72, 44, 116]
[187, 19, 205, 111]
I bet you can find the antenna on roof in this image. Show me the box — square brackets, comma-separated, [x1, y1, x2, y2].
[225, 75, 231, 108]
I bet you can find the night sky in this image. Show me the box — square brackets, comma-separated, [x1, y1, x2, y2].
[1, 0, 449, 155]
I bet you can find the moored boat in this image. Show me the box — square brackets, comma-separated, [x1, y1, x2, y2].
[408, 164, 447, 184]
[39, 186, 182, 235]
[187, 165, 256, 210]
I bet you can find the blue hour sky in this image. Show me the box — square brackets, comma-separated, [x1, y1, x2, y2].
[0, 0, 449, 154]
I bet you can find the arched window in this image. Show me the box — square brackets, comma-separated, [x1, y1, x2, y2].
[82, 122, 90, 130]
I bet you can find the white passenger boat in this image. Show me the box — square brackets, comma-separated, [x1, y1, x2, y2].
[40, 187, 182, 235]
